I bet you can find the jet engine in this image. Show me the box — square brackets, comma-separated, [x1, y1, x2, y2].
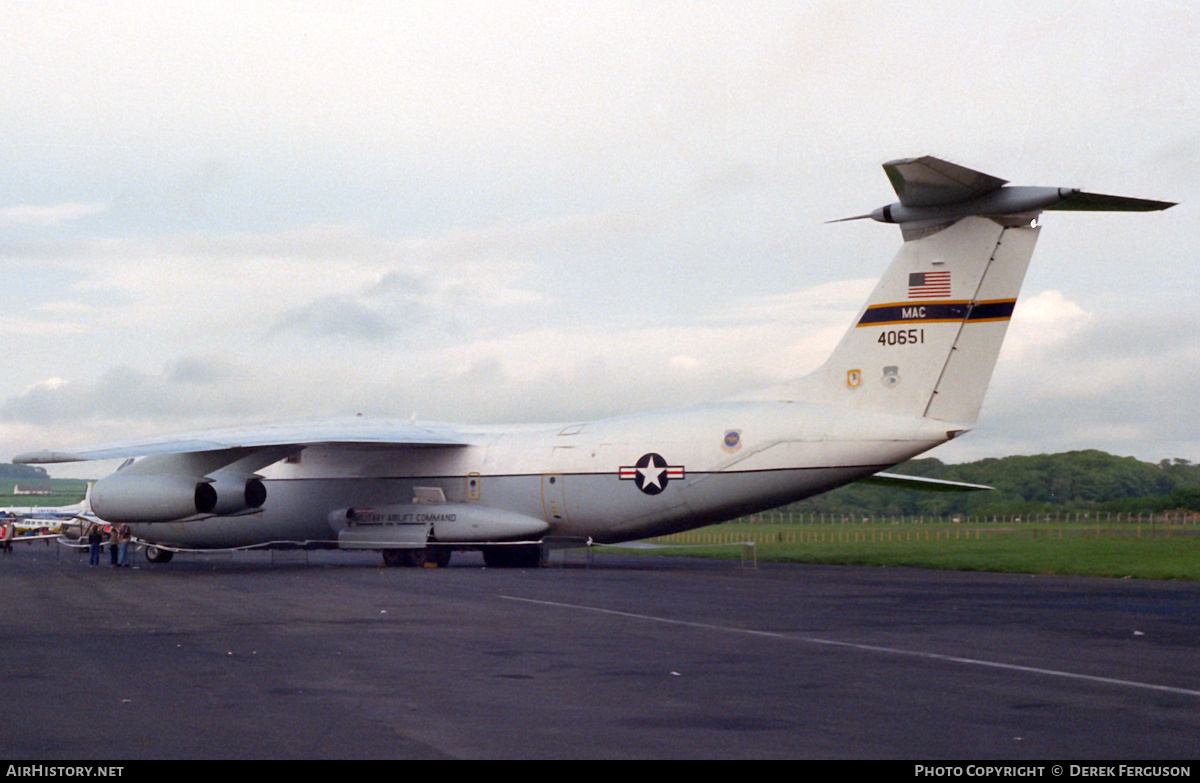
[89, 473, 267, 523]
[206, 474, 268, 516]
[90, 474, 218, 523]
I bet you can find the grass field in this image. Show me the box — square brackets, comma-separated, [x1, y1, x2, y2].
[0, 495, 86, 508]
[0, 480, 88, 509]
[636, 521, 1200, 580]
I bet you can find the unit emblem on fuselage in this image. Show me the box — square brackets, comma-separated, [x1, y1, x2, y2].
[619, 453, 685, 496]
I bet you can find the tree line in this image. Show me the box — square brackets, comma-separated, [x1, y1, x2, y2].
[787, 450, 1200, 518]
[0, 463, 50, 481]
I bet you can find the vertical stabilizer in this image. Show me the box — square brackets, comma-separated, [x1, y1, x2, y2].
[756, 215, 1037, 425]
[742, 156, 1174, 427]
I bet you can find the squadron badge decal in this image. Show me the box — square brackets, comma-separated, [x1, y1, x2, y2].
[619, 453, 685, 495]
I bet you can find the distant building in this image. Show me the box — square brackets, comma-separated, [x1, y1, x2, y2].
[13, 484, 53, 496]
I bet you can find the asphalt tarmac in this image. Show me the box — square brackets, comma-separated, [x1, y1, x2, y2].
[2, 543, 1199, 760]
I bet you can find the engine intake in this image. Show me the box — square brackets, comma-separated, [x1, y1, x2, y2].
[207, 475, 267, 515]
[91, 474, 217, 523]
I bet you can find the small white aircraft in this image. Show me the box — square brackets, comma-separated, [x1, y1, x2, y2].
[15, 157, 1174, 567]
[0, 496, 94, 534]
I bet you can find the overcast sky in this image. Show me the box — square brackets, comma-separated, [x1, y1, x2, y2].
[2, 0, 1198, 477]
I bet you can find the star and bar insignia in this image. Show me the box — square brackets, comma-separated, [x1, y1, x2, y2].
[619, 453, 684, 495]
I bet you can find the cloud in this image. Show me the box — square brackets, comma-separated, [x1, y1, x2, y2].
[165, 356, 237, 385]
[0, 316, 89, 337]
[0, 202, 109, 226]
[0, 360, 260, 428]
[272, 294, 399, 342]
[940, 292, 1200, 463]
[1000, 290, 1091, 362]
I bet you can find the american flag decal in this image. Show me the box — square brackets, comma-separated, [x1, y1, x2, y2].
[908, 271, 951, 299]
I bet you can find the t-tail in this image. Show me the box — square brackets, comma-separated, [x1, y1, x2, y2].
[745, 156, 1174, 428]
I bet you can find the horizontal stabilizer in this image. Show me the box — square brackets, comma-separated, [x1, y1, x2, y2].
[834, 156, 1176, 230]
[860, 472, 994, 492]
[884, 156, 1008, 207]
[1043, 190, 1177, 212]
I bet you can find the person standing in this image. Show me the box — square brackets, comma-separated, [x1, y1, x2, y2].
[108, 524, 120, 567]
[87, 524, 103, 566]
[2, 518, 14, 554]
[117, 524, 132, 568]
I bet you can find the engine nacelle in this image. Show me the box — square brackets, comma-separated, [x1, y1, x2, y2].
[207, 475, 267, 516]
[90, 474, 217, 523]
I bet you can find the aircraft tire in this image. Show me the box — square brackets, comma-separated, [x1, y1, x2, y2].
[429, 547, 452, 568]
[145, 545, 174, 564]
[381, 548, 428, 568]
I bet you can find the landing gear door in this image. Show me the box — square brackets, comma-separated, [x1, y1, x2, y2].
[541, 474, 569, 524]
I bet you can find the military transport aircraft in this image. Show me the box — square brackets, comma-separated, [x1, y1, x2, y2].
[15, 156, 1174, 567]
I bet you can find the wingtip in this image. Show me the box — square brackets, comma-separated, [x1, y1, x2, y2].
[13, 450, 84, 465]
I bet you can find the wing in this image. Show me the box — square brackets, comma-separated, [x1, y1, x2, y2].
[3, 530, 62, 544]
[860, 472, 994, 492]
[2, 513, 67, 544]
[15, 418, 482, 524]
[13, 416, 476, 464]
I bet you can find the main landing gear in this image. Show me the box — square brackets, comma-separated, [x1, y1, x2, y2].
[380, 546, 452, 568]
[378, 543, 545, 568]
[144, 545, 174, 564]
